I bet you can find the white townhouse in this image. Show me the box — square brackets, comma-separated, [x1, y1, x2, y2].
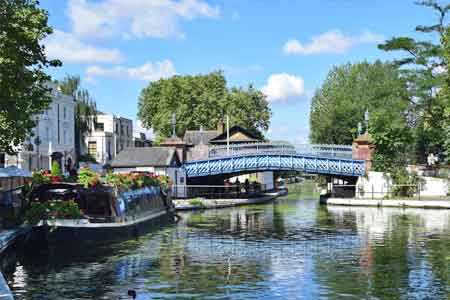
[1, 82, 76, 172]
[82, 114, 133, 164]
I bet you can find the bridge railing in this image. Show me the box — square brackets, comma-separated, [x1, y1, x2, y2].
[208, 142, 353, 159]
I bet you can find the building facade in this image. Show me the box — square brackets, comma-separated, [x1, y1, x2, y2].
[2, 82, 76, 172]
[110, 147, 186, 197]
[83, 114, 133, 164]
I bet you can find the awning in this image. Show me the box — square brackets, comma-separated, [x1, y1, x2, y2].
[0, 166, 32, 178]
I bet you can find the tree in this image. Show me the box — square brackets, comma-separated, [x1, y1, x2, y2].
[138, 71, 271, 139]
[378, 0, 450, 162]
[0, 0, 61, 154]
[369, 110, 412, 170]
[440, 26, 450, 162]
[309, 61, 410, 147]
[226, 85, 271, 139]
[58, 75, 97, 160]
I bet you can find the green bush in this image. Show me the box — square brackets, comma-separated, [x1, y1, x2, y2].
[189, 198, 205, 207]
[31, 171, 51, 186]
[51, 161, 62, 177]
[26, 200, 81, 225]
[388, 167, 425, 198]
[77, 167, 100, 188]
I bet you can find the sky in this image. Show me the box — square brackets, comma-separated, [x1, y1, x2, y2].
[39, 0, 441, 143]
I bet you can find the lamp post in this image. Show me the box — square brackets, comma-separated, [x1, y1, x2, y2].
[34, 116, 42, 170]
[226, 114, 230, 155]
[34, 136, 41, 170]
[171, 112, 176, 138]
[364, 109, 370, 134]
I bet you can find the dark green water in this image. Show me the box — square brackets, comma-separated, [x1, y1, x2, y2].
[4, 184, 450, 299]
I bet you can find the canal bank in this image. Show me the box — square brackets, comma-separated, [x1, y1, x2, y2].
[173, 189, 288, 210]
[322, 196, 450, 209]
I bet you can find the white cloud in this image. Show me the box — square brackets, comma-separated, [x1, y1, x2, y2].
[86, 60, 176, 81]
[68, 0, 219, 40]
[282, 30, 384, 55]
[261, 73, 305, 102]
[45, 30, 124, 64]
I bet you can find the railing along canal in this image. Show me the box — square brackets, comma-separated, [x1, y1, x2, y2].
[208, 142, 353, 159]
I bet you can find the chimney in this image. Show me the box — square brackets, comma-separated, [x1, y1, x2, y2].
[217, 119, 225, 134]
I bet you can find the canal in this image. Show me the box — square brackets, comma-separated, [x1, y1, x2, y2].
[3, 183, 450, 299]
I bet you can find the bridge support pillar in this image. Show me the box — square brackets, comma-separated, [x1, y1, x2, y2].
[352, 133, 375, 172]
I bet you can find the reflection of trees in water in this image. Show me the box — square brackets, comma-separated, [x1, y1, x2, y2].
[155, 226, 271, 298]
[424, 233, 450, 299]
[314, 207, 450, 300]
[184, 206, 273, 239]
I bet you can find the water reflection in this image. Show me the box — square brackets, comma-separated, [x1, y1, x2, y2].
[3, 184, 450, 300]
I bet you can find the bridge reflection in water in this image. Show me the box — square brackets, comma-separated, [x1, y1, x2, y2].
[183, 142, 365, 178]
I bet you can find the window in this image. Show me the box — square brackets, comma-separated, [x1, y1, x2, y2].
[120, 143, 124, 151]
[63, 106, 67, 120]
[120, 125, 124, 135]
[115, 123, 119, 134]
[107, 141, 111, 159]
[95, 122, 104, 131]
[63, 129, 68, 144]
[88, 142, 97, 157]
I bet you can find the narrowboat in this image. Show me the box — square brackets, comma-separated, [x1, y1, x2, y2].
[27, 183, 175, 247]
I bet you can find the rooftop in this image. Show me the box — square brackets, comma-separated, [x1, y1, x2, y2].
[110, 147, 180, 168]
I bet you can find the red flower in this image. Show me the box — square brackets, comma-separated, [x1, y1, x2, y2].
[52, 211, 59, 218]
[51, 176, 61, 183]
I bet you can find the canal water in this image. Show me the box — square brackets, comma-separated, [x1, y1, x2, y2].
[3, 183, 450, 300]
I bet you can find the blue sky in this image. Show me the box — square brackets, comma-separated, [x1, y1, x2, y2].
[40, 0, 439, 142]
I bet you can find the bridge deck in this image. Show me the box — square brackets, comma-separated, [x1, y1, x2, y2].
[183, 152, 365, 178]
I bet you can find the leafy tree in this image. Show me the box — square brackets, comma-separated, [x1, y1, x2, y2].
[441, 26, 450, 162]
[309, 61, 410, 146]
[369, 110, 412, 171]
[58, 75, 97, 160]
[0, 0, 61, 154]
[378, 0, 450, 162]
[226, 85, 271, 139]
[138, 71, 271, 139]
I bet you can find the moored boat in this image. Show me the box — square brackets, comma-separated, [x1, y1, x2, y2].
[26, 180, 174, 248]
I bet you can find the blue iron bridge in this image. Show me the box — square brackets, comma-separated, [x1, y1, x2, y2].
[182, 142, 366, 178]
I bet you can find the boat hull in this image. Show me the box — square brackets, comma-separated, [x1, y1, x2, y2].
[28, 209, 175, 249]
